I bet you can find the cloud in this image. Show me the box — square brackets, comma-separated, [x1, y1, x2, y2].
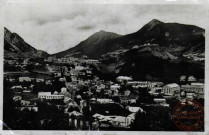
[77, 25, 95, 30]
[0, 3, 208, 54]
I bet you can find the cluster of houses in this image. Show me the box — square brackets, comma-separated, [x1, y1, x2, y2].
[92, 106, 145, 128]
[4, 55, 205, 130]
[183, 53, 205, 61]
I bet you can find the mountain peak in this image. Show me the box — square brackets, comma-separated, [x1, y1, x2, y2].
[4, 27, 10, 32]
[140, 19, 163, 31]
[148, 19, 163, 24]
[4, 27, 11, 35]
[98, 30, 106, 33]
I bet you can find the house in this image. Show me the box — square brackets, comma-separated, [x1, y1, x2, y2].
[71, 76, 78, 82]
[20, 100, 36, 106]
[188, 76, 197, 82]
[180, 75, 186, 82]
[86, 70, 92, 74]
[126, 113, 136, 125]
[23, 90, 32, 93]
[127, 106, 144, 113]
[85, 59, 100, 65]
[111, 115, 134, 128]
[163, 83, 180, 96]
[61, 87, 67, 93]
[154, 98, 166, 104]
[148, 82, 164, 91]
[110, 84, 120, 91]
[16, 107, 38, 112]
[38, 92, 64, 99]
[191, 83, 204, 86]
[97, 84, 106, 90]
[9, 78, 16, 82]
[13, 95, 22, 101]
[19, 77, 31, 82]
[111, 116, 127, 127]
[54, 72, 62, 77]
[127, 81, 148, 88]
[11, 85, 22, 89]
[75, 66, 85, 71]
[95, 98, 114, 104]
[70, 70, 79, 76]
[59, 77, 66, 82]
[120, 95, 137, 104]
[154, 98, 169, 107]
[124, 90, 131, 96]
[181, 85, 204, 94]
[36, 78, 44, 82]
[186, 93, 196, 99]
[45, 80, 52, 85]
[116, 76, 133, 83]
[113, 89, 119, 96]
[150, 87, 163, 95]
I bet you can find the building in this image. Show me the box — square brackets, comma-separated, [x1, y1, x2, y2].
[110, 84, 120, 91]
[36, 78, 44, 82]
[127, 81, 148, 88]
[111, 115, 134, 128]
[127, 106, 144, 113]
[19, 77, 31, 82]
[38, 92, 64, 99]
[11, 86, 22, 89]
[180, 75, 186, 82]
[148, 82, 164, 91]
[13, 95, 22, 101]
[124, 90, 131, 96]
[181, 85, 204, 94]
[15, 107, 38, 112]
[120, 95, 137, 104]
[163, 83, 180, 96]
[61, 87, 67, 93]
[116, 76, 133, 83]
[188, 76, 197, 82]
[191, 83, 204, 86]
[154, 98, 169, 107]
[95, 98, 114, 104]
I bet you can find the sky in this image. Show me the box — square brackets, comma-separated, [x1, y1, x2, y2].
[0, 2, 208, 54]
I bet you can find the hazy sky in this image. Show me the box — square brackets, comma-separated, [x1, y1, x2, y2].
[1, 3, 208, 54]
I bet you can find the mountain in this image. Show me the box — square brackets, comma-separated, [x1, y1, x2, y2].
[99, 44, 204, 83]
[53, 19, 205, 59]
[4, 27, 49, 59]
[53, 30, 122, 58]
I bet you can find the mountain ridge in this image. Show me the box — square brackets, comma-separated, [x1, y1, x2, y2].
[52, 19, 205, 59]
[4, 27, 49, 59]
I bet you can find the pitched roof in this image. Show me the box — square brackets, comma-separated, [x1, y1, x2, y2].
[165, 83, 179, 88]
[112, 116, 126, 122]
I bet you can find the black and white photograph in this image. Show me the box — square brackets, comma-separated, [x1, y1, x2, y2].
[1, 0, 208, 133]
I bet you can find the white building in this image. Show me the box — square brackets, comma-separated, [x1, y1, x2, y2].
[110, 84, 120, 91]
[191, 83, 204, 86]
[163, 83, 180, 96]
[36, 78, 44, 82]
[19, 77, 31, 82]
[148, 82, 164, 91]
[38, 92, 64, 99]
[95, 98, 114, 104]
[127, 106, 144, 113]
[116, 76, 133, 83]
[188, 76, 197, 82]
[181, 85, 204, 94]
[127, 81, 148, 88]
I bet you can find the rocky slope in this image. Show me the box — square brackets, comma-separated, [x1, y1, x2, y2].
[4, 28, 49, 59]
[53, 30, 122, 58]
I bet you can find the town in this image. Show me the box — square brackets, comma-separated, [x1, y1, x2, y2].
[3, 56, 204, 131]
